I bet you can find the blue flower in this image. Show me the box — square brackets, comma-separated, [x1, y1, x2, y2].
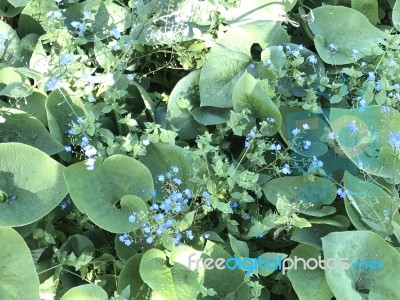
[329, 44, 339, 51]
[230, 202, 238, 209]
[173, 178, 182, 185]
[157, 174, 165, 182]
[171, 165, 179, 173]
[128, 212, 137, 223]
[281, 163, 291, 175]
[127, 74, 134, 80]
[292, 128, 300, 136]
[244, 213, 251, 220]
[381, 106, 390, 113]
[347, 120, 357, 133]
[203, 232, 210, 239]
[64, 146, 72, 152]
[186, 230, 194, 240]
[337, 188, 347, 199]
[150, 203, 159, 210]
[173, 233, 182, 244]
[303, 140, 311, 150]
[87, 95, 95, 103]
[112, 27, 121, 39]
[146, 236, 154, 244]
[46, 77, 64, 91]
[367, 72, 375, 81]
[60, 203, 67, 209]
[60, 53, 76, 65]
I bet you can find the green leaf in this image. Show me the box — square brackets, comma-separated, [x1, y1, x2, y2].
[232, 71, 281, 135]
[393, 0, 400, 31]
[60, 284, 108, 300]
[321, 231, 400, 299]
[64, 155, 153, 233]
[351, 0, 379, 24]
[7, 0, 30, 7]
[199, 21, 289, 108]
[287, 244, 333, 300]
[0, 143, 68, 226]
[63, 0, 132, 41]
[191, 107, 231, 125]
[221, 0, 297, 25]
[139, 248, 202, 300]
[0, 20, 20, 62]
[46, 89, 87, 162]
[167, 70, 204, 139]
[0, 227, 40, 300]
[309, 6, 385, 65]
[140, 143, 205, 201]
[0, 108, 62, 155]
[330, 106, 400, 183]
[262, 175, 337, 217]
[228, 234, 249, 258]
[118, 254, 152, 299]
[18, 0, 58, 37]
[343, 171, 400, 237]
[201, 241, 245, 297]
[0, 82, 32, 98]
[257, 252, 287, 277]
[179, 211, 196, 231]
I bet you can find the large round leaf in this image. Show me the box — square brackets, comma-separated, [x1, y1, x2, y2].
[64, 155, 153, 233]
[139, 248, 203, 300]
[0, 227, 40, 300]
[60, 284, 108, 300]
[0, 20, 20, 62]
[199, 20, 289, 108]
[232, 71, 281, 135]
[0, 108, 62, 155]
[321, 231, 400, 299]
[330, 106, 400, 183]
[167, 70, 204, 139]
[262, 175, 337, 217]
[309, 6, 385, 65]
[0, 143, 68, 226]
[343, 171, 400, 237]
[287, 244, 333, 300]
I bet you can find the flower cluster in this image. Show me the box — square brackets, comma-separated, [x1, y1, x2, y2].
[120, 166, 203, 247]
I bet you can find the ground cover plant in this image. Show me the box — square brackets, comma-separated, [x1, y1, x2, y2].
[1, 0, 400, 299]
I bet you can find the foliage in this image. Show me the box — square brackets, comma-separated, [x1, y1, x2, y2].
[1, 0, 400, 299]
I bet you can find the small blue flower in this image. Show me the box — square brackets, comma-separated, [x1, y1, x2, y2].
[381, 106, 390, 113]
[157, 175, 165, 182]
[244, 140, 250, 148]
[146, 236, 154, 244]
[186, 230, 194, 240]
[87, 95, 95, 103]
[367, 72, 375, 81]
[347, 120, 357, 133]
[60, 53, 76, 65]
[128, 212, 137, 223]
[303, 140, 311, 150]
[10, 195, 17, 201]
[281, 163, 291, 175]
[173, 233, 182, 244]
[112, 27, 121, 39]
[329, 44, 339, 51]
[64, 146, 72, 152]
[337, 188, 347, 199]
[60, 203, 67, 209]
[230, 202, 238, 209]
[307, 55, 318, 64]
[203, 232, 210, 239]
[173, 178, 182, 185]
[124, 239, 132, 246]
[245, 213, 251, 220]
[127, 74, 134, 80]
[171, 165, 179, 173]
[292, 128, 300, 136]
